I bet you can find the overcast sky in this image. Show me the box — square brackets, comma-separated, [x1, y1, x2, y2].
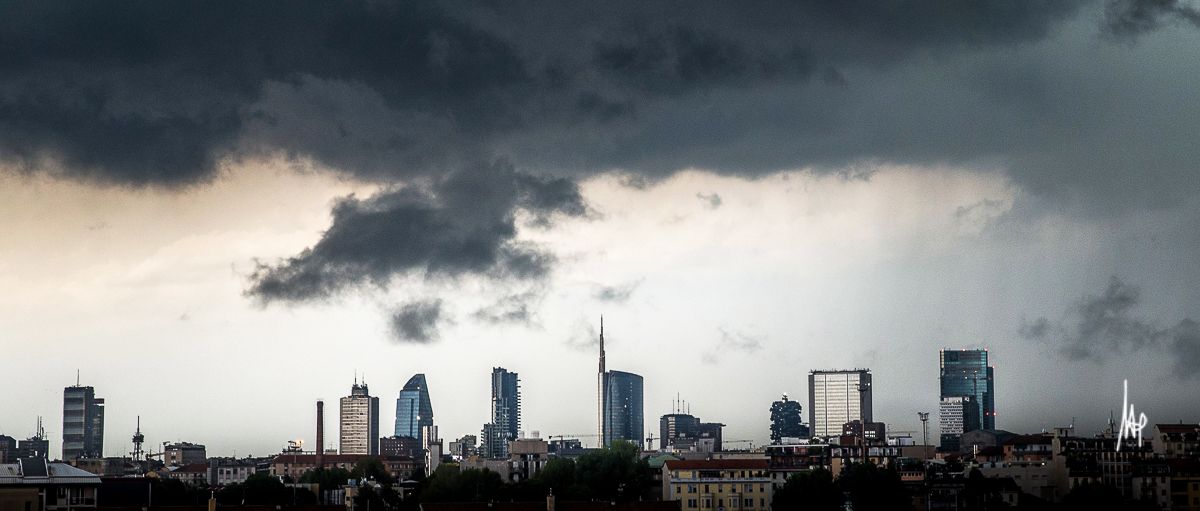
[1, 0, 1199, 457]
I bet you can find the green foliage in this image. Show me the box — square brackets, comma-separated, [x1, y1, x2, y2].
[837, 462, 909, 511]
[772, 468, 842, 511]
[419, 466, 505, 503]
[352, 457, 397, 485]
[300, 466, 354, 489]
[1061, 481, 1126, 511]
[573, 440, 651, 501]
[216, 472, 315, 506]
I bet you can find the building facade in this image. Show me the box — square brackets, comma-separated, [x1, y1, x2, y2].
[0, 458, 101, 511]
[939, 349, 995, 431]
[662, 459, 772, 510]
[394, 374, 433, 448]
[490, 367, 520, 456]
[163, 442, 207, 467]
[938, 396, 981, 451]
[62, 386, 104, 460]
[340, 382, 380, 455]
[603, 370, 644, 448]
[808, 369, 872, 439]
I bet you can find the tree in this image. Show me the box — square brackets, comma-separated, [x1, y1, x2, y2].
[772, 468, 841, 511]
[1061, 482, 1123, 511]
[419, 466, 505, 503]
[300, 466, 354, 490]
[770, 395, 807, 442]
[838, 462, 909, 510]
[353, 457, 396, 485]
[573, 440, 650, 501]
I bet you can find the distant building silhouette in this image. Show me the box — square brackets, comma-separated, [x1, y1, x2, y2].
[341, 381, 380, 455]
[62, 383, 104, 460]
[769, 394, 809, 443]
[394, 374, 433, 447]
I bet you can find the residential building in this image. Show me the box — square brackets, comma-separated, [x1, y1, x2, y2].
[0, 437, 16, 463]
[808, 369, 872, 439]
[449, 435, 477, 458]
[939, 349, 995, 430]
[163, 463, 208, 486]
[340, 382, 380, 455]
[62, 385, 104, 460]
[939, 396, 981, 451]
[269, 454, 415, 482]
[490, 367, 520, 457]
[662, 458, 772, 510]
[206, 458, 257, 486]
[394, 374, 433, 448]
[380, 436, 420, 458]
[1154, 423, 1200, 459]
[481, 423, 503, 459]
[507, 438, 549, 483]
[163, 442, 206, 467]
[769, 394, 808, 443]
[0, 458, 101, 511]
[604, 370, 644, 448]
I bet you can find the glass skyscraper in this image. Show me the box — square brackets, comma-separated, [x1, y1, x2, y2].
[394, 374, 433, 447]
[939, 349, 995, 431]
[603, 370, 644, 448]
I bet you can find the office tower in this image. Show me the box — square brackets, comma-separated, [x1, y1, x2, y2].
[480, 423, 502, 458]
[939, 396, 981, 451]
[340, 381, 380, 455]
[697, 423, 724, 452]
[395, 374, 434, 447]
[808, 369, 872, 439]
[603, 370, 644, 448]
[770, 394, 809, 443]
[380, 435, 420, 458]
[491, 368, 521, 447]
[63, 384, 104, 460]
[939, 349, 995, 431]
[659, 414, 700, 450]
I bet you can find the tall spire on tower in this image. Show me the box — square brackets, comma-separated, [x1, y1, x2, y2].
[598, 315, 607, 446]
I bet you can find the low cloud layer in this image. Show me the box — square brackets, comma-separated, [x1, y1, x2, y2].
[1021, 277, 1200, 378]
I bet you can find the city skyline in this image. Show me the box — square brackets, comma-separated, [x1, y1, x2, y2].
[3, 0, 1200, 462]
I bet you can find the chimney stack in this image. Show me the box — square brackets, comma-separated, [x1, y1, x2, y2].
[316, 400, 325, 468]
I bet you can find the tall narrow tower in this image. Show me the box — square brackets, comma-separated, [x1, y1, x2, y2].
[597, 316, 606, 444]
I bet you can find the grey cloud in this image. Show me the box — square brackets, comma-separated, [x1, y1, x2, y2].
[246, 160, 581, 304]
[593, 279, 644, 303]
[703, 327, 764, 364]
[472, 292, 540, 325]
[389, 299, 445, 343]
[696, 192, 722, 209]
[1021, 277, 1200, 377]
[1103, 0, 1200, 39]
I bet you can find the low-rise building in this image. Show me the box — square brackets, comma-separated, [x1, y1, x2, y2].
[208, 458, 257, 486]
[508, 439, 548, 483]
[269, 454, 415, 482]
[1155, 424, 1200, 460]
[662, 458, 772, 510]
[163, 442, 206, 467]
[0, 458, 101, 511]
[163, 463, 208, 486]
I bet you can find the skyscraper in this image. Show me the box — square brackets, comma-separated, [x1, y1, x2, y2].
[938, 396, 981, 451]
[939, 349, 995, 431]
[597, 317, 606, 443]
[603, 370, 644, 448]
[62, 384, 104, 460]
[808, 369, 872, 439]
[770, 394, 809, 443]
[340, 381, 380, 455]
[395, 374, 433, 447]
[487, 367, 520, 458]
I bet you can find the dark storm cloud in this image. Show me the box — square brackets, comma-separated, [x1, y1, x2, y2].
[1103, 0, 1200, 39]
[389, 299, 445, 343]
[5, 0, 1200, 319]
[1021, 277, 1200, 378]
[247, 161, 579, 303]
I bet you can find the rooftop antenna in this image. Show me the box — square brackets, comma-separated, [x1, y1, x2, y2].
[76, 369, 80, 386]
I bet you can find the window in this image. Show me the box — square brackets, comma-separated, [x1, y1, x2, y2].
[687, 498, 697, 509]
[744, 498, 753, 508]
[744, 483, 753, 492]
